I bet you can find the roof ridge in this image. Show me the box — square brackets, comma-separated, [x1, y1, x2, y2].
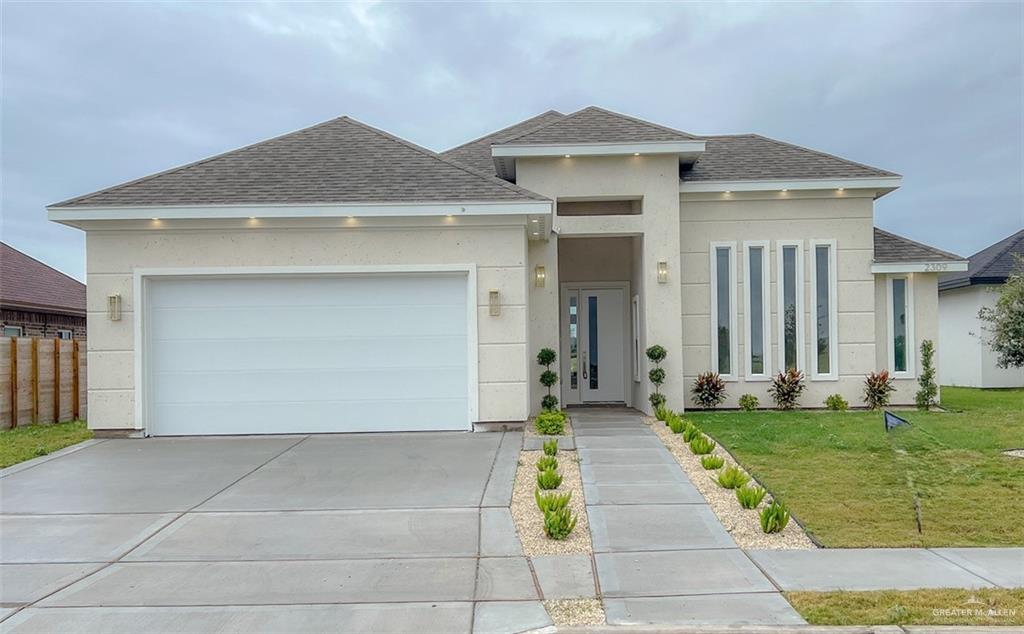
[339, 116, 548, 201]
[49, 116, 349, 208]
[442, 110, 564, 154]
[748, 134, 900, 178]
[874, 227, 965, 261]
[0, 242, 85, 288]
[498, 105, 697, 144]
[971, 229, 1024, 275]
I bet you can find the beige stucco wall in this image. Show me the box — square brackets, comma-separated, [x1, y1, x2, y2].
[680, 191, 883, 408]
[517, 154, 683, 414]
[84, 220, 531, 430]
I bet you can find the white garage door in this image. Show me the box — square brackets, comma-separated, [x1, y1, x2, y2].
[145, 273, 470, 435]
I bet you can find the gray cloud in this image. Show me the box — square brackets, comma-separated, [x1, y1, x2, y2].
[2, 1, 1021, 280]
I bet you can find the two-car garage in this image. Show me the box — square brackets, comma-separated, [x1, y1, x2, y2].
[143, 270, 472, 435]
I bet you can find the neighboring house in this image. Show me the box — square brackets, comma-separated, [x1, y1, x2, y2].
[938, 229, 1024, 388]
[48, 106, 966, 436]
[0, 242, 86, 339]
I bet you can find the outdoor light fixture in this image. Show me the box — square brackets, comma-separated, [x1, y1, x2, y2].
[564, 154, 571, 158]
[534, 265, 546, 288]
[657, 261, 669, 284]
[107, 294, 122, 321]
[488, 290, 501, 316]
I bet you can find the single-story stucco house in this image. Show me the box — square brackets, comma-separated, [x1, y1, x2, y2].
[48, 106, 968, 436]
[938, 229, 1024, 388]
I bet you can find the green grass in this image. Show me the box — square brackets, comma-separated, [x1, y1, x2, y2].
[0, 421, 93, 469]
[691, 387, 1024, 547]
[786, 588, 1024, 626]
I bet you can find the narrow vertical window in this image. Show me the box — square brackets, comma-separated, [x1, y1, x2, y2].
[811, 240, 837, 379]
[777, 241, 804, 372]
[568, 295, 578, 389]
[710, 243, 737, 378]
[588, 295, 599, 389]
[745, 242, 770, 378]
[888, 275, 915, 376]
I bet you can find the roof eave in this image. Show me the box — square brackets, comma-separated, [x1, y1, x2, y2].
[871, 260, 969, 274]
[492, 140, 707, 181]
[680, 176, 902, 197]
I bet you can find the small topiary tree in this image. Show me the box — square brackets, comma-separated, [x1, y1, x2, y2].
[537, 348, 558, 411]
[768, 368, 805, 410]
[915, 339, 938, 411]
[691, 371, 727, 409]
[646, 345, 667, 408]
[863, 370, 895, 410]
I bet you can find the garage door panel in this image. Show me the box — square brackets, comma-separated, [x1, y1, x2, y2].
[152, 336, 467, 372]
[154, 398, 468, 435]
[150, 304, 467, 341]
[146, 273, 471, 435]
[153, 367, 468, 404]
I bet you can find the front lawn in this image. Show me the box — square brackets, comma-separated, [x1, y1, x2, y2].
[0, 421, 93, 469]
[786, 588, 1024, 626]
[691, 387, 1024, 547]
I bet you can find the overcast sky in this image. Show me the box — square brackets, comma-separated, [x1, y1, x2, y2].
[2, 1, 1022, 281]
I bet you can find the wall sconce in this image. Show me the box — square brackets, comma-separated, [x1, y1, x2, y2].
[107, 294, 122, 321]
[657, 261, 669, 284]
[489, 289, 501, 316]
[534, 265, 546, 288]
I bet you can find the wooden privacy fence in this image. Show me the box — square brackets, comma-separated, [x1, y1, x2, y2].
[0, 337, 87, 430]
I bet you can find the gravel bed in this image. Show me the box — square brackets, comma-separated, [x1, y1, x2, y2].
[543, 598, 605, 627]
[524, 414, 575, 438]
[511, 449, 592, 556]
[647, 416, 815, 549]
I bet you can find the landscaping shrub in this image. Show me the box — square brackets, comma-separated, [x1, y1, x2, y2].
[760, 500, 791, 534]
[738, 394, 759, 411]
[654, 404, 670, 422]
[689, 435, 716, 455]
[916, 339, 938, 411]
[736, 485, 767, 509]
[537, 348, 559, 411]
[769, 368, 806, 410]
[535, 488, 571, 513]
[824, 393, 849, 411]
[536, 455, 558, 472]
[543, 507, 578, 540]
[700, 455, 725, 470]
[716, 465, 751, 489]
[535, 411, 566, 435]
[542, 439, 558, 457]
[536, 468, 562, 490]
[646, 345, 667, 408]
[668, 417, 686, 434]
[863, 370, 895, 410]
[691, 371, 727, 409]
[682, 422, 701, 442]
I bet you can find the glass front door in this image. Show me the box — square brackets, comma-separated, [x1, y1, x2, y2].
[561, 286, 627, 404]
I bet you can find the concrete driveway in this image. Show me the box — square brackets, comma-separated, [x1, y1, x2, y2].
[0, 431, 542, 633]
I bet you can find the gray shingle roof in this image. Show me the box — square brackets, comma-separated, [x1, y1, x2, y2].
[939, 229, 1024, 290]
[684, 135, 898, 182]
[873, 227, 965, 264]
[440, 110, 565, 175]
[52, 116, 547, 208]
[496, 106, 697, 145]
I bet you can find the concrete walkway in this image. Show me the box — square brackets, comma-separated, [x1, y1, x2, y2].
[573, 408, 805, 627]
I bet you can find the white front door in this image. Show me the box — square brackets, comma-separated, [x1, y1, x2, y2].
[561, 286, 627, 404]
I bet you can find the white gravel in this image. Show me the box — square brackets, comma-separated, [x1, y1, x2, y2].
[544, 598, 605, 627]
[647, 416, 816, 549]
[511, 449, 593, 556]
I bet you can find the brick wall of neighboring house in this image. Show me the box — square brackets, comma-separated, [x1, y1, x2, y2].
[1, 308, 87, 339]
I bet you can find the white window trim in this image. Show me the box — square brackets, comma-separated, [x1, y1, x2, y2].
[809, 239, 839, 381]
[887, 273, 916, 378]
[743, 241, 772, 381]
[57, 329, 74, 340]
[4, 325, 24, 337]
[631, 294, 641, 382]
[709, 241, 738, 380]
[776, 240, 805, 373]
